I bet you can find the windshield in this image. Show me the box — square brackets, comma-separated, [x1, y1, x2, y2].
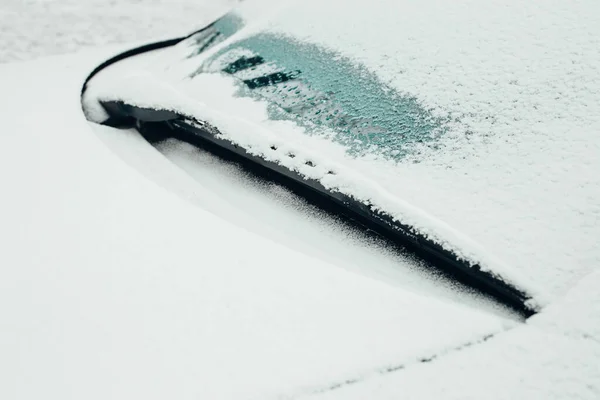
[183, 25, 447, 160]
[84, 0, 600, 310]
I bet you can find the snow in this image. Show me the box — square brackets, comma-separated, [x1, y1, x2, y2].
[2, 0, 600, 398]
[305, 327, 600, 400]
[90, 111, 520, 320]
[302, 272, 600, 400]
[83, 0, 600, 306]
[83, 45, 547, 307]
[258, 0, 600, 301]
[0, 37, 512, 400]
[0, 0, 238, 63]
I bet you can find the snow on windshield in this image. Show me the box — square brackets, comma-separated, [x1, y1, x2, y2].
[84, 0, 600, 307]
[192, 33, 448, 160]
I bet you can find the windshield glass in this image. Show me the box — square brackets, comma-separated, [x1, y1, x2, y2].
[186, 30, 447, 160]
[85, 0, 600, 309]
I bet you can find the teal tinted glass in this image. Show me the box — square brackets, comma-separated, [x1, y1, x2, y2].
[191, 33, 448, 160]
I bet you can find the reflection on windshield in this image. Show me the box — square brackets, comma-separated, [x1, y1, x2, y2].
[184, 12, 245, 58]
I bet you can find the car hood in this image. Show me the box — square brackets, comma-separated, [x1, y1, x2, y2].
[0, 47, 512, 400]
[2, 15, 599, 400]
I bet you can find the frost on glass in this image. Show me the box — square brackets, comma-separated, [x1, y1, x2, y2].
[191, 33, 448, 160]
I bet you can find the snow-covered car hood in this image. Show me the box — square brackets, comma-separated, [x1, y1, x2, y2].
[84, 0, 600, 308]
[0, 49, 515, 400]
[2, 7, 600, 400]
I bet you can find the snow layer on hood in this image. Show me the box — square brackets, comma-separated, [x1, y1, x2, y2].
[83, 0, 600, 305]
[1, 51, 508, 400]
[84, 49, 547, 307]
[150, 137, 518, 317]
[87, 84, 521, 320]
[301, 271, 600, 400]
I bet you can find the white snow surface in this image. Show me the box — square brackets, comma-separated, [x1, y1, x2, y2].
[0, 49, 514, 400]
[2, 0, 600, 398]
[85, 66, 548, 307]
[0, 0, 238, 63]
[303, 271, 600, 400]
[83, 0, 600, 305]
[272, 0, 600, 302]
[89, 104, 519, 320]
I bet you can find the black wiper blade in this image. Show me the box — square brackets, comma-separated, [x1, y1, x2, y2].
[142, 118, 537, 318]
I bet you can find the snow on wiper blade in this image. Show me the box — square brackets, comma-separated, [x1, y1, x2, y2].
[82, 25, 548, 316]
[139, 116, 538, 317]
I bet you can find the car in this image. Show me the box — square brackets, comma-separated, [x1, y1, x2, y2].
[82, 0, 600, 312]
[4, 0, 599, 399]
